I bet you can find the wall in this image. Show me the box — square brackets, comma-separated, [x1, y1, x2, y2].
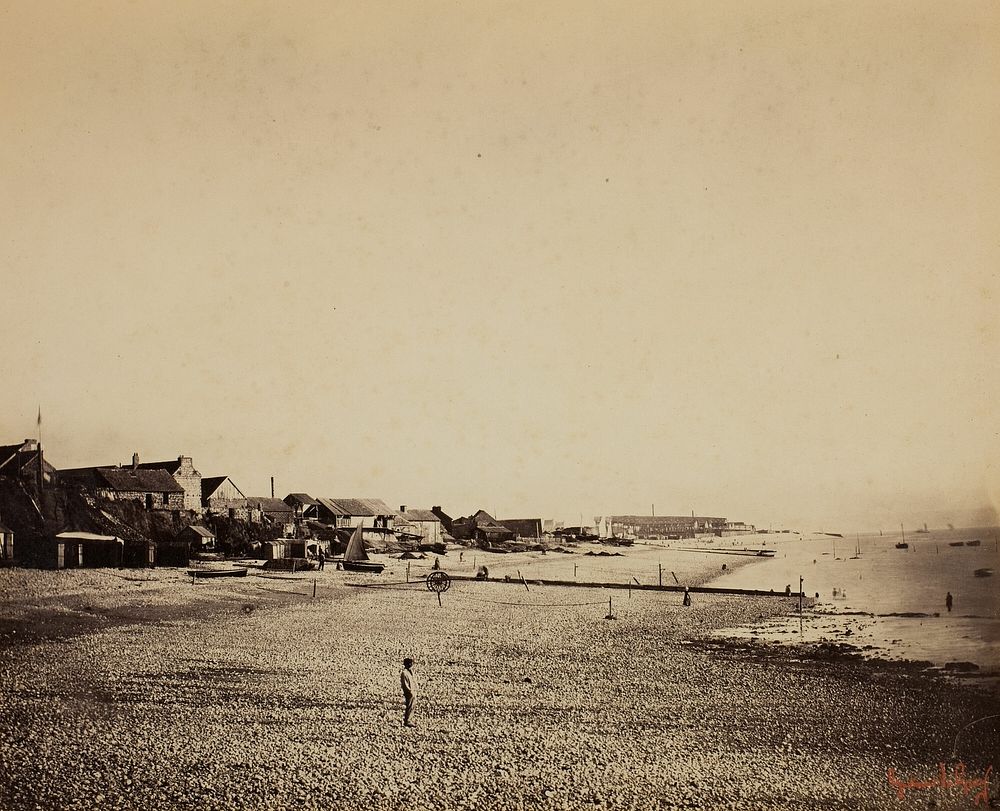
[96, 488, 185, 511]
[172, 457, 202, 512]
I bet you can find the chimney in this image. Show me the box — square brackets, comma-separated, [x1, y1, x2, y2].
[400, 505, 407, 513]
[271, 477, 275, 498]
[132, 452, 139, 471]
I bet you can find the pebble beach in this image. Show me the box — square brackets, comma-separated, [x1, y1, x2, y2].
[1, 547, 998, 810]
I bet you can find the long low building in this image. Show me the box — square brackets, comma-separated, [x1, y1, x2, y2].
[609, 515, 729, 539]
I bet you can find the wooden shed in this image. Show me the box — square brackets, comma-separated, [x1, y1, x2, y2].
[0, 522, 13, 563]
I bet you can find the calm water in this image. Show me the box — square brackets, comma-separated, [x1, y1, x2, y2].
[706, 527, 1000, 672]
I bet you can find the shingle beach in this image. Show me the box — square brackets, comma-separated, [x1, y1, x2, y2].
[1, 550, 997, 811]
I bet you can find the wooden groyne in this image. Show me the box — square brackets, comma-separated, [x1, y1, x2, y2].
[446, 574, 801, 598]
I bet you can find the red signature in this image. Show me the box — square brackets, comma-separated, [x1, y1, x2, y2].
[887, 762, 993, 806]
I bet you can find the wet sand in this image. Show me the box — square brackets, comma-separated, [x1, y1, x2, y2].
[706, 529, 1000, 676]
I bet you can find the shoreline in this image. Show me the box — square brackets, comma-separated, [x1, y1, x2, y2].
[1, 559, 999, 809]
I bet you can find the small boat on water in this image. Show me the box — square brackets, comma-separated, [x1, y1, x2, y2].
[187, 568, 249, 579]
[341, 525, 385, 574]
[895, 543, 909, 549]
[895, 523, 909, 550]
[973, 568, 993, 577]
[949, 541, 964, 547]
[915, 523, 929, 534]
[966, 539, 982, 547]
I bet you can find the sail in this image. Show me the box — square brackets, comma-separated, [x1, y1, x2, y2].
[344, 524, 369, 562]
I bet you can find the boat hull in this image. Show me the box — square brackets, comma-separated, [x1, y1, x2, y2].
[342, 561, 385, 574]
[187, 568, 249, 579]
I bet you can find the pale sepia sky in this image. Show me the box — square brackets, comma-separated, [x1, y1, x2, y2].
[2, 1, 998, 531]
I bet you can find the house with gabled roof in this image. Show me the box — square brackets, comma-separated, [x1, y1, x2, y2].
[283, 493, 320, 522]
[451, 509, 516, 544]
[134, 455, 202, 512]
[201, 476, 249, 518]
[0, 439, 56, 485]
[314, 498, 395, 530]
[396, 506, 443, 544]
[59, 462, 185, 510]
[246, 497, 295, 537]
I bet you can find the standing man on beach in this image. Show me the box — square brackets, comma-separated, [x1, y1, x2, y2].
[946, 592, 953, 613]
[400, 658, 416, 728]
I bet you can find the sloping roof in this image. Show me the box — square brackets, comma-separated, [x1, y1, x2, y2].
[247, 497, 293, 514]
[96, 468, 184, 493]
[314, 497, 349, 517]
[201, 476, 245, 501]
[56, 531, 121, 542]
[317, 498, 394, 516]
[62, 466, 183, 493]
[0, 522, 11, 534]
[183, 525, 215, 538]
[469, 509, 505, 528]
[499, 518, 543, 538]
[136, 459, 182, 474]
[284, 493, 320, 507]
[401, 509, 441, 523]
[1, 442, 57, 476]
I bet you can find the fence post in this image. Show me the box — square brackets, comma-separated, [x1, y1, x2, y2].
[517, 570, 530, 592]
[658, 563, 662, 588]
[313, 578, 316, 599]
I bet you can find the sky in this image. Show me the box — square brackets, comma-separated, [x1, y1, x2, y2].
[2, 1, 998, 532]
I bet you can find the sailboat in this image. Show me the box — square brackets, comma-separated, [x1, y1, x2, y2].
[342, 524, 385, 574]
[915, 523, 929, 534]
[895, 523, 908, 550]
[850, 534, 862, 559]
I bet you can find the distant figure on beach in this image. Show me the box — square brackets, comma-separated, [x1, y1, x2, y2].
[784, 584, 791, 596]
[476, 565, 489, 580]
[459, 551, 464, 562]
[946, 592, 953, 613]
[400, 658, 416, 728]
[682, 587, 691, 606]
[432, 557, 440, 570]
[317, 551, 325, 571]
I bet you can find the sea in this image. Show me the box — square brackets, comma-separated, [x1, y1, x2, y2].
[706, 526, 1000, 676]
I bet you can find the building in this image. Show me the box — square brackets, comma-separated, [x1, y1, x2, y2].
[201, 476, 249, 518]
[499, 518, 543, 540]
[283, 493, 320, 522]
[135, 455, 202, 512]
[0, 439, 56, 484]
[246, 497, 295, 537]
[52, 531, 124, 568]
[0, 522, 13, 562]
[451, 509, 516, 545]
[430, 506, 454, 534]
[177, 525, 216, 551]
[396, 507, 443, 544]
[59, 464, 185, 510]
[609, 515, 728, 539]
[313, 498, 395, 529]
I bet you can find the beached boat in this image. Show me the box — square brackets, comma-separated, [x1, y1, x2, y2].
[187, 568, 249, 579]
[341, 525, 385, 574]
[973, 568, 993, 577]
[966, 539, 981, 547]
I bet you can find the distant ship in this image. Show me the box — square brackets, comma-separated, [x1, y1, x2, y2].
[915, 523, 929, 534]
